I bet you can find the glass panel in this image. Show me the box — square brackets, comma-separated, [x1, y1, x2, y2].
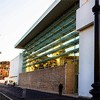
[23, 4, 79, 72]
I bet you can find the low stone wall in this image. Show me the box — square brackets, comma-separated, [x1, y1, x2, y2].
[19, 66, 65, 94]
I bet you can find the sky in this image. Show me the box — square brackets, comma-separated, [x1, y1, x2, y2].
[0, 0, 55, 61]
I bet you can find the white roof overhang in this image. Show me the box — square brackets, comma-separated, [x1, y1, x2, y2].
[15, 0, 78, 48]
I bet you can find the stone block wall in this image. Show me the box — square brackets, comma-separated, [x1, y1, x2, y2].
[19, 66, 65, 94]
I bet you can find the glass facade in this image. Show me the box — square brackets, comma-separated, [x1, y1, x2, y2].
[22, 5, 79, 72]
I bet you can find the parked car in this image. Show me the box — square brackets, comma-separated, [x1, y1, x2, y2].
[4, 77, 16, 86]
[0, 80, 5, 84]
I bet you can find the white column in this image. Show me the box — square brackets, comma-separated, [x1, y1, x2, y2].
[76, 0, 95, 97]
[79, 26, 94, 97]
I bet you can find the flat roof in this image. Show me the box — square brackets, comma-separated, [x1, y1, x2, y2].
[15, 0, 78, 49]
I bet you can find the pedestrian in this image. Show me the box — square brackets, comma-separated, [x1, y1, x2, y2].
[58, 83, 63, 95]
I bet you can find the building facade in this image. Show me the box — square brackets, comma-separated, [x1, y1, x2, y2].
[0, 61, 10, 80]
[15, 0, 97, 98]
[22, 2, 79, 73]
[9, 53, 23, 84]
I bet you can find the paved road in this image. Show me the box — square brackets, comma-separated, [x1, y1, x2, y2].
[0, 84, 91, 100]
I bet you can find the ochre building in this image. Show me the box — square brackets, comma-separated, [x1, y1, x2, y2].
[0, 61, 10, 79]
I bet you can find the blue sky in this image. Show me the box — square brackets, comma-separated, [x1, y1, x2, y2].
[0, 0, 55, 61]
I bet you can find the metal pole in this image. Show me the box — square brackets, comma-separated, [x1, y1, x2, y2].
[90, 0, 100, 99]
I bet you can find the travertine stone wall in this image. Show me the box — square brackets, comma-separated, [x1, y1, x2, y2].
[66, 63, 75, 94]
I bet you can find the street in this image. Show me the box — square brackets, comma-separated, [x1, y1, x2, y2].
[0, 84, 91, 100]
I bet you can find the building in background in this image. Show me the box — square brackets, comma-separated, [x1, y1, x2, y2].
[0, 61, 10, 80]
[15, 0, 95, 98]
[9, 53, 23, 85]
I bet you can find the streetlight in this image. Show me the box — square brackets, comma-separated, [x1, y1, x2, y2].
[89, 0, 100, 100]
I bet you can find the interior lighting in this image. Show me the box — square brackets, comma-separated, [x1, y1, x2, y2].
[47, 54, 53, 57]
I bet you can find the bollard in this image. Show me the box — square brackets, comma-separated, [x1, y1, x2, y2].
[22, 89, 26, 99]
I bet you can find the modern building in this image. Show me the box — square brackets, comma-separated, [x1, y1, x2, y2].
[9, 53, 23, 84]
[0, 61, 10, 80]
[15, 0, 96, 98]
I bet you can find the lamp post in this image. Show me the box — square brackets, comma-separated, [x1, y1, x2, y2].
[89, 0, 100, 99]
